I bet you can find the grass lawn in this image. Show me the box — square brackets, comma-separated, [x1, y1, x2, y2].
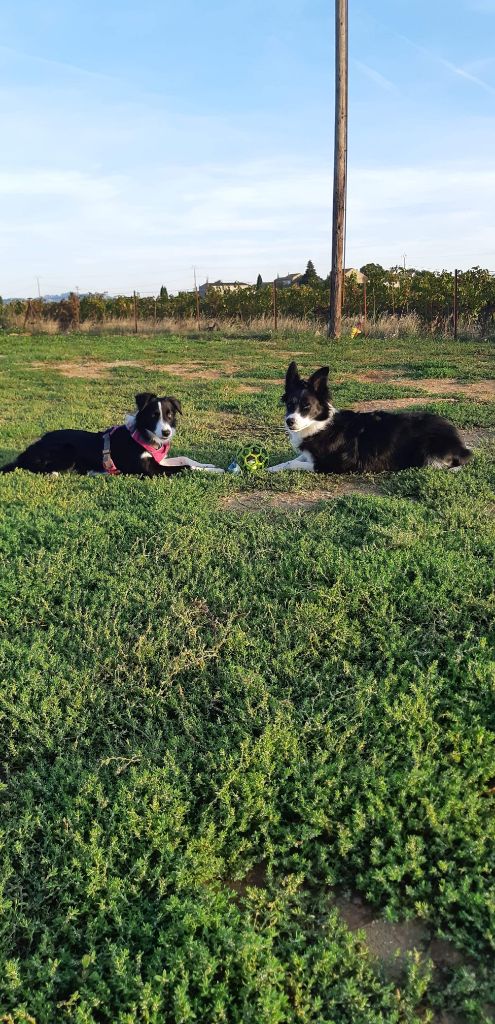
[0, 329, 494, 1023]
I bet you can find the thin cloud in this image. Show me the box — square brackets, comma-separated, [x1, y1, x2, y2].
[439, 56, 495, 95]
[2, 157, 494, 295]
[394, 32, 495, 96]
[462, 56, 495, 75]
[0, 169, 122, 200]
[354, 60, 398, 94]
[0, 44, 121, 85]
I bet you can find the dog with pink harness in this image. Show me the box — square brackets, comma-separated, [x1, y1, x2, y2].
[1, 392, 224, 477]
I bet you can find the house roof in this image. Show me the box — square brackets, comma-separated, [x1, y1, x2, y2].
[344, 268, 368, 283]
[208, 280, 249, 287]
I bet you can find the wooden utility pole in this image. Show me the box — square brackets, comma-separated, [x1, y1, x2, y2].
[272, 279, 278, 330]
[363, 277, 367, 332]
[453, 269, 459, 340]
[328, 0, 348, 339]
[133, 291, 138, 333]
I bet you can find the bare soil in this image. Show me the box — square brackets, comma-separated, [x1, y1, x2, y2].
[234, 378, 284, 393]
[29, 361, 495, 401]
[221, 480, 380, 513]
[153, 362, 239, 379]
[30, 360, 145, 379]
[29, 359, 240, 380]
[350, 397, 455, 412]
[225, 866, 485, 1016]
[225, 862, 267, 902]
[345, 372, 495, 402]
[341, 370, 399, 383]
[462, 426, 495, 447]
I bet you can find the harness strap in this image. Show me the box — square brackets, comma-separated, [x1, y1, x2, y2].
[100, 424, 172, 475]
[102, 426, 120, 475]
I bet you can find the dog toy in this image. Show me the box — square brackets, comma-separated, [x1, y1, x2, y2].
[227, 443, 269, 474]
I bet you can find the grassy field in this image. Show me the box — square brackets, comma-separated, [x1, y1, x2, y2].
[0, 329, 494, 1023]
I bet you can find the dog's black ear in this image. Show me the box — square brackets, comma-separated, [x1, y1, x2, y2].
[169, 397, 183, 415]
[285, 361, 300, 390]
[135, 392, 156, 410]
[307, 366, 330, 396]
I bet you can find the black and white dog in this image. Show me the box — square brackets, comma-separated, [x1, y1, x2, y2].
[268, 362, 471, 474]
[1, 392, 223, 476]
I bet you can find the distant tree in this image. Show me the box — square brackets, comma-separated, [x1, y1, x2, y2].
[256, 274, 263, 291]
[159, 285, 168, 300]
[300, 260, 318, 286]
[342, 273, 364, 318]
[359, 264, 388, 317]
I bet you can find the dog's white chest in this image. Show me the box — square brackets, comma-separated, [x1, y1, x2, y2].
[287, 429, 302, 451]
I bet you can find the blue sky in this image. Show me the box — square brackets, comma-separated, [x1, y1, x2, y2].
[1, 0, 495, 296]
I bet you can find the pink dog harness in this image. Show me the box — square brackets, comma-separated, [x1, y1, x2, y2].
[130, 429, 171, 463]
[101, 425, 171, 475]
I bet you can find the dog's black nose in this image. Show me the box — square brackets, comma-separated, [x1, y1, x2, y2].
[286, 416, 296, 428]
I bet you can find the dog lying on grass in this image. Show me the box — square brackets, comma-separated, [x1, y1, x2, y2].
[268, 362, 472, 474]
[0, 392, 224, 476]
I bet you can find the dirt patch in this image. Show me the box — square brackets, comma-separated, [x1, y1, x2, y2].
[333, 894, 430, 979]
[331, 892, 475, 988]
[29, 359, 240, 380]
[344, 373, 495, 402]
[30, 359, 144, 378]
[458, 427, 495, 448]
[225, 872, 477, 1003]
[342, 370, 399, 383]
[225, 862, 267, 903]
[221, 481, 380, 513]
[400, 377, 495, 401]
[428, 938, 466, 969]
[151, 361, 238, 379]
[350, 397, 456, 413]
[234, 377, 284, 393]
[360, 918, 430, 982]
[434, 1015, 469, 1024]
[270, 350, 307, 358]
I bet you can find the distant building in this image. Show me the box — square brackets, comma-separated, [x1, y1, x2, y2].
[344, 268, 368, 285]
[273, 272, 303, 289]
[198, 280, 250, 298]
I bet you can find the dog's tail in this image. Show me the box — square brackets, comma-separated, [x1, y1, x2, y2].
[0, 459, 18, 474]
